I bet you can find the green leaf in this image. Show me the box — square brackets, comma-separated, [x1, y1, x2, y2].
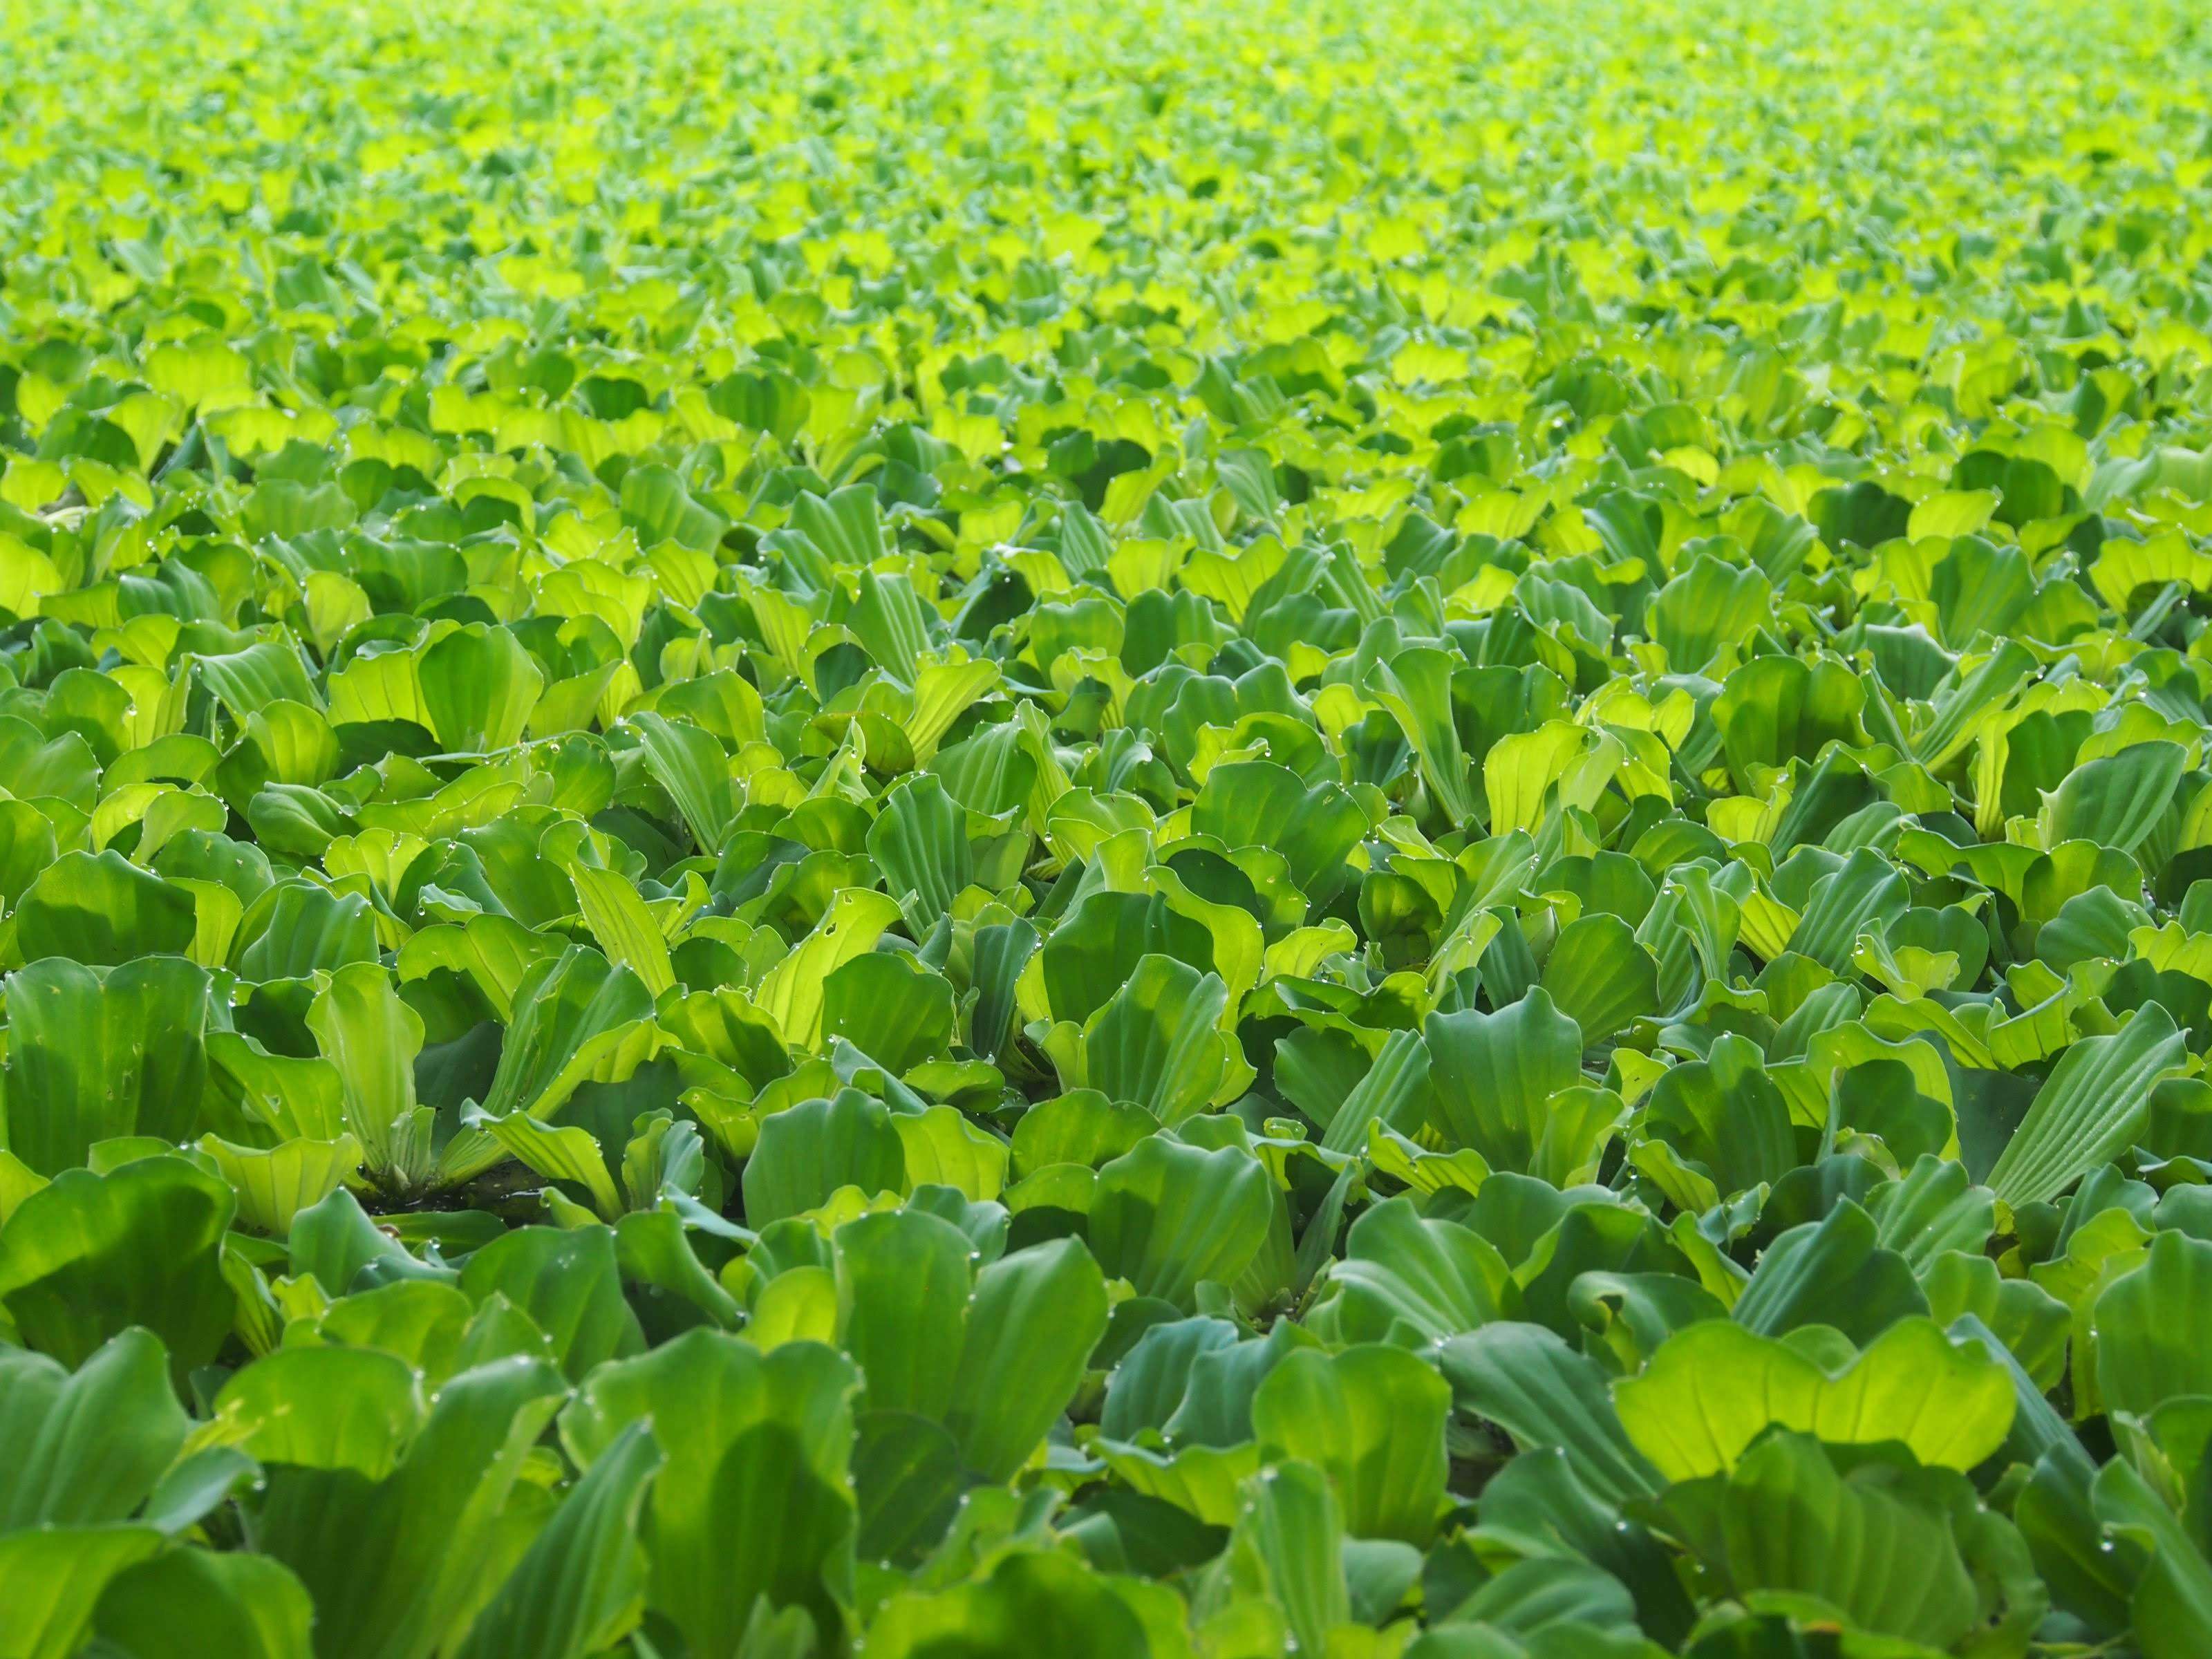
[0, 1327, 187, 1527]
[0, 1525, 164, 1659]
[1251, 1342, 1451, 1545]
[1650, 1433, 2006, 1650]
[200, 1133, 366, 1235]
[474, 1111, 623, 1217]
[2038, 740, 2188, 854]
[1929, 533, 2033, 646]
[1424, 988, 1595, 1179]
[475, 946, 655, 1121]
[208, 1344, 424, 1477]
[11, 849, 197, 966]
[1221, 1460, 1351, 1656]
[863, 1548, 1156, 1659]
[0, 800, 57, 910]
[847, 567, 932, 686]
[1089, 1136, 1274, 1311]
[418, 623, 544, 752]
[1318, 1027, 1432, 1156]
[1908, 488, 2000, 541]
[866, 773, 975, 931]
[459, 1225, 646, 1382]
[2094, 1456, 2212, 1659]
[2094, 1229, 2212, 1418]
[0, 1156, 235, 1370]
[1430, 1555, 1636, 1638]
[946, 1235, 1110, 1481]
[307, 960, 429, 1187]
[1712, 655, 1865, 791]
[238, 881, 379, 981]
[1437, 1323, 1661, 1506]
[1038, 890, 1213, 1026]
[453, 1420, 661, 1659]
[835, 1207, 973, 1421]
[753, 889, 903, 1052]
[1306, 1196, 1511, 1346]
[559, 1332, 859, 1658]
[1371, 646, 1479, 824]
[1, 955, 211, 1174]
[192, 639, 323, 719]
[1613, 1315, 2015, 1483]
[566, 863, 675, 999]
[93, 1549, 315, 1659]
[308, 1279, 476, 1380]
[1629, 1031, 1796, 1210]
[1539, 912, 1659, 1042]
[1649, 555, 1771, 675]
[823, 950, 956, 1074]
[1987, 1004, 2188, 1206]
[743, 1088, 908, 1224]
[621, 464, 728, 553]
[257, 1356, 570, 1659]
[627, 711, 735, 852]
[1191, 760, 1366, 904]
[1080, 955, 1239, 1125]
[285, 1188, 429, 1298]
[852, 1410, 966, 1566]
[0, 722, 97, 814]
[1730, 1199, 1926, 1345]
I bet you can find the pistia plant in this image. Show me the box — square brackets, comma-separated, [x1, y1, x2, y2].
[4, 0, 2212, 1652]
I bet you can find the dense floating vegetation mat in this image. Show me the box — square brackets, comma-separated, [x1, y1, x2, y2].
[7, 0, 2212, 1652]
